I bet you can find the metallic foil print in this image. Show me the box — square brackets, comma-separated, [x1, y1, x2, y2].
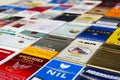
[87, 43, 120, 72]
[87, 7, 110, 15]
[50, 23, 89, 38]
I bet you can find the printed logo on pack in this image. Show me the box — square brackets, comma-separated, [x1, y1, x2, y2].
[6, 62, 32, 73]
[68, 46, 91, 56]
[30, 59, 85, 80]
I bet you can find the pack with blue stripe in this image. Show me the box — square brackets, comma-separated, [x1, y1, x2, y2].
[0, 5, 27, 11]
[49, 0, 68, 4]
[78, 67, 120, 80]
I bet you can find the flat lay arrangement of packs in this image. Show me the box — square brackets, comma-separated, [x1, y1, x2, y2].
[0, 0, 120, 80]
